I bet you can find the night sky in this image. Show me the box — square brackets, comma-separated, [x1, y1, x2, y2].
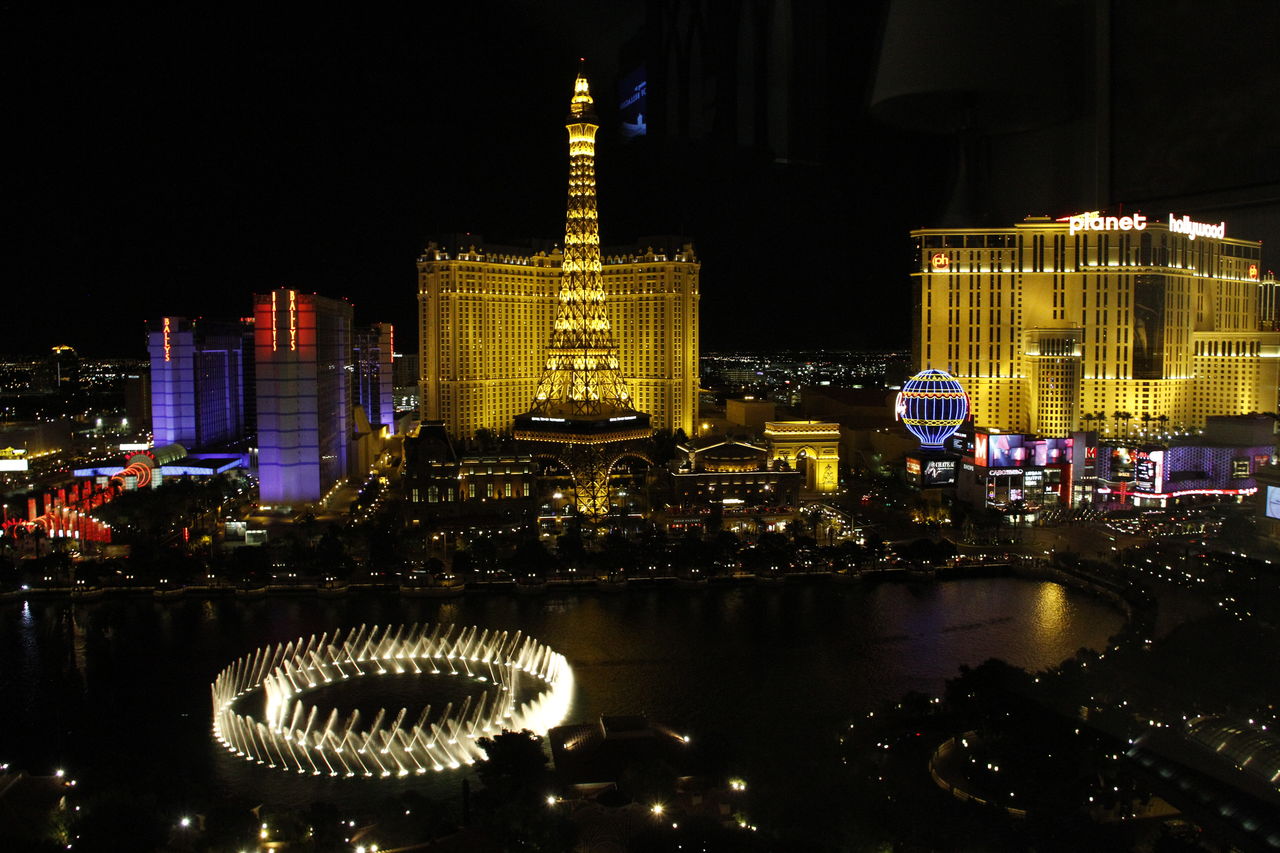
[6, 2, 960, 359]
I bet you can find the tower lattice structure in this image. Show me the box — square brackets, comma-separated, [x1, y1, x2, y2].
[514, 68, 652, 521]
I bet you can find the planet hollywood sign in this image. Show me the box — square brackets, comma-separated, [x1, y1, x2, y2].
[1060, 211, 1226, 241]
[1168, 214, 1226, 241]
[1063, 211, 1147, 236]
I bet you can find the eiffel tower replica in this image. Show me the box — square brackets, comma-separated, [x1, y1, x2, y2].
[513, 67, 652, 522]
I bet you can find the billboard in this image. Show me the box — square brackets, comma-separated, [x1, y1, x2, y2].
[618, 65, 647, 139]
[975, 431, 1071, 468]
[922, 457, 957, 486]
[1267, 486, 1280, 520]
[907, 454, 957, 487]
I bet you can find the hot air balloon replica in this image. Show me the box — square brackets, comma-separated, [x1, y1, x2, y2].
[896, 369, 970, 489]
[895, 368, 970, 450]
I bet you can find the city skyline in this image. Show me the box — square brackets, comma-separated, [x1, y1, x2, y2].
[12, 4, 1280, 360]
[6, 2, 952, 358]
[6, 6, 1280, 850]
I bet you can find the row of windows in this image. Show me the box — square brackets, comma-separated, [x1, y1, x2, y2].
[1195, 340, 1264, 357]
[411, 482, 532, 502]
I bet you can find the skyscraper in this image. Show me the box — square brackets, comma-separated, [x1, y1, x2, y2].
[48, 345, 79, 393]
[352, 322, 395, 433]
[147, 317, 245, 449]
[912, 213, 1280, 436]
[253, 289, 353, 505]
[512, 69, 652, 521]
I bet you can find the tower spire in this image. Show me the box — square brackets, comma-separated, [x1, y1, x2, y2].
[528, 69, 634, 416]
[568, 60, 596, 121]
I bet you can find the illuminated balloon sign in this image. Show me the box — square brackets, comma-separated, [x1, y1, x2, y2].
[895, 369, 970, 450]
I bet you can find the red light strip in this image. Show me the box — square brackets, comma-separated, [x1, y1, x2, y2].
[1096, 486, 1256, 499]
[271, 291, 278, 352]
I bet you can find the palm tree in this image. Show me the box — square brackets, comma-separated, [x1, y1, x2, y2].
[1156, 414, 1169, 437]
[1140, 412, 1152, 437]
[1113, 411, 1133, 439]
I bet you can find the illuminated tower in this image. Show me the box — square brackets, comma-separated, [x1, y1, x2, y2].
[513, 68, 652, 520]
[253, 289, 353, 505]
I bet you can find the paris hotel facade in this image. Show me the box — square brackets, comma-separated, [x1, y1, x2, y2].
[912, 212, 1280, 437]
[418, 241, 699, 439]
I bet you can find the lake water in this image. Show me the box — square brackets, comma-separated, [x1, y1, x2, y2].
[0, 578, 1123, 823]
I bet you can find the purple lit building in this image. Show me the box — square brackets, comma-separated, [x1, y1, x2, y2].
[148, 317, 245, 449]
[253, 289, 353, 506]
[1094, 416, 1276, 507]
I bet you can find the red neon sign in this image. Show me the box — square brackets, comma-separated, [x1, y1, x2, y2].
[288, 290, 298, 352]
[163, 317, 172, 362]
[271, 291, 278, 352]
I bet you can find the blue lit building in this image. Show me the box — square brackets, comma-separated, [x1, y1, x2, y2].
[148, 317, 245, 449]
[353, 323, 395, 434]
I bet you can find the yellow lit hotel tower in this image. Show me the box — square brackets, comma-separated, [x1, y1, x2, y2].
[416, 91, 699, 440]
[512, 69, 652, 521]
[912, 213, 1280, 437]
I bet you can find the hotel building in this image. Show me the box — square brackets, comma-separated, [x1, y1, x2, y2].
[912, 213, 1280, 436]
[253, 289, 353, 505]
[148, 317, 245, 449]
[352, 322, 395, 433]
[417, 241, 699, 440]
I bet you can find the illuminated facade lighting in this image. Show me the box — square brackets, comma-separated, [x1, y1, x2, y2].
[253, 289, 352, 505]
[148, 317, 245, 449]
[762, 421, 841, 493]
[418, 245, 698, 440]
[507, 68, 655, 520]
[912, 213, 1280, 435]
[417, 66, 698, 440]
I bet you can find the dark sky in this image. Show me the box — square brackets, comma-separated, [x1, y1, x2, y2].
[5, 2, 947, 359]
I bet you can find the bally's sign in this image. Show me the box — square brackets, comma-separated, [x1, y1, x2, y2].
[1061, 210, 1226, 241]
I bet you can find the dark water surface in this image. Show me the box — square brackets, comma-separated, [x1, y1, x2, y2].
[0, 579, 1123, 817]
